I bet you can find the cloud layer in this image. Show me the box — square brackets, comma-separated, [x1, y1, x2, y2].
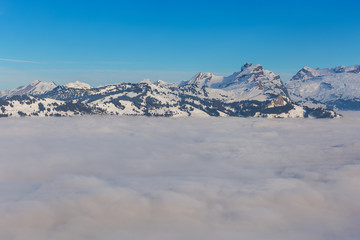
[0, 58, 41, 63]
[0, 113, 360, 240]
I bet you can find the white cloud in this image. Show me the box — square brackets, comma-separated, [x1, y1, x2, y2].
[0, 58, 41, 64]
[0, 113, 360, 240]
[54, 61, 133, 65]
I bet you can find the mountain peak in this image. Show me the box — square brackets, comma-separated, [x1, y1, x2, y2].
[178, 72, 219, 87]
[178, 63, 284, 91]
[64, 81, 91, 89]
[291, 66, 319, 81]
[302, 66, 313, 71]
[194, 72, 214, 80]
[30, 80, 42, 85]
[241, 62, 253, 70]
[291, 64, 360, 82]
[140, 78, 152, 84]
[286, 64, 360, 110]
[156, 80, 166, 85]
[237, 63, 263, 76]
[0, 80, 57, 98]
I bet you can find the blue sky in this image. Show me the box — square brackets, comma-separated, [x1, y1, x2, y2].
[0, 0, 360, 89]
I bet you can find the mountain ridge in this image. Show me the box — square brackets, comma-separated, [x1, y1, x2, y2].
[0, 63, 348, 118]
[286, 65, 360, 110]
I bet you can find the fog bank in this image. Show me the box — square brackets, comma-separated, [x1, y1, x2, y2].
[1, 113, 360, 240]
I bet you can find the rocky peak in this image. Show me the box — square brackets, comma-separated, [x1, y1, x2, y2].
[226, 64, 276, 84]
[241, 62, 253, 71]
[179, 72, 218, 87]
[235, 63, 264, 79]
[178, 63, 288, 100]
[291, 66, 319, 81]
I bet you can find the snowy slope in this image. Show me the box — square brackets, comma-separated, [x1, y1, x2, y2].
[0, 80, 57, 98]
[0, 95, 104, 117]
[286, 65, 360, 110]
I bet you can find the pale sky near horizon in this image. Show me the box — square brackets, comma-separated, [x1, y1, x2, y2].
[1, 0, 360, 89]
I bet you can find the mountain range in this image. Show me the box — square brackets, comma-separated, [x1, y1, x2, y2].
[1, 62, 358, 118]
[286, 65, 360, 110]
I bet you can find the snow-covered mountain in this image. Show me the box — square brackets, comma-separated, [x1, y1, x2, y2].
[286, 65, 360, 110]
[0, 63, 338, 118]
[0, 80, 57, 98]
[180, 63, 289, 101]
[64, 81, 92, 89]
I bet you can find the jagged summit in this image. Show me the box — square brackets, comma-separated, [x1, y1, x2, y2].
[179, 63, 280, 89]
[179, 63, 288, 102]
[241, 62, 253, 70]
[220, 63, 282, 89]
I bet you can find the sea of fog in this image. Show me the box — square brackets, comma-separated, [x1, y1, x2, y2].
[0, 112, 359, 240]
